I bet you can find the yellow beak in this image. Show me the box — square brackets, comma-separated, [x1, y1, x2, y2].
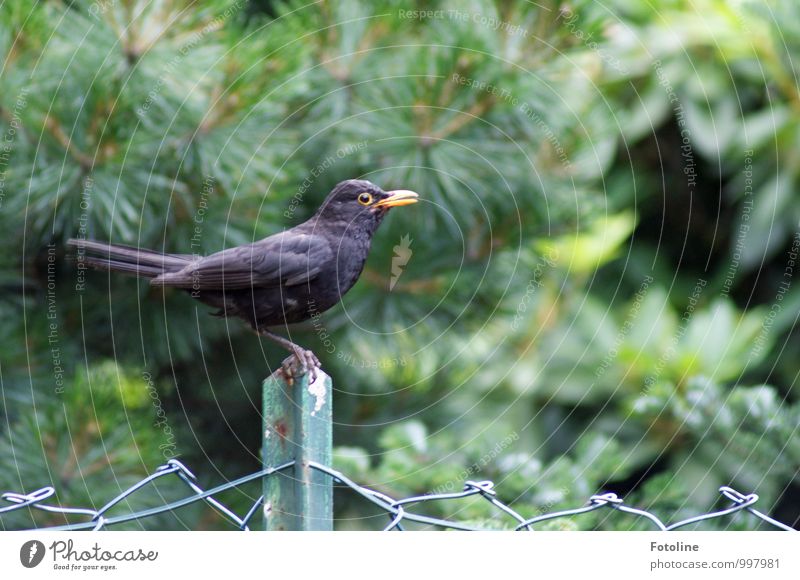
[374, 190, 419, 208]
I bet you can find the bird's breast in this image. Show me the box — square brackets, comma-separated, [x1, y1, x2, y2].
[337, 239, 371, 286]
[308, 232, 370, 303]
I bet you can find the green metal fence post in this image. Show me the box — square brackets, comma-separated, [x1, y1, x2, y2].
[262, 369, 333, 530]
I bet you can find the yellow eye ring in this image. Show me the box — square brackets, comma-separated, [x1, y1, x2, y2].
[357, 192, 373, 206]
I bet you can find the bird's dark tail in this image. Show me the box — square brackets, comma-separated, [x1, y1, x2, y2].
[67, 239, 193, 279]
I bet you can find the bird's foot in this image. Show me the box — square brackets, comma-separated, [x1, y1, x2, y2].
[279, 348, 321, 385]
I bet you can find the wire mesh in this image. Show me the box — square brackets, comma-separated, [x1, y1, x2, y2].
[0, 459, 795, 531]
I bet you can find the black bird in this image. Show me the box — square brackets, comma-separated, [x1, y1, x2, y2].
[68, 179, 418, 379]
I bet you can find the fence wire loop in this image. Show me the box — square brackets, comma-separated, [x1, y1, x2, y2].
[465, 480, 496, 496]
[0, 459, 795, 531]
[719, 486, 758, 507]
[162, 459, 197, 480]
[2, 487, 56, 504]
[590, 492, 624, 505]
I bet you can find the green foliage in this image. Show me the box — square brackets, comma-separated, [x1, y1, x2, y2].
[0, 362, 189, 530]
[1, 0, 799, 530]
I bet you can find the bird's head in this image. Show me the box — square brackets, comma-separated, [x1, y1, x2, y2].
[314, 179, 419, 231]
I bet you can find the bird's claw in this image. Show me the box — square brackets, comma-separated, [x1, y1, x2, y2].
[279, 349, 321, 385]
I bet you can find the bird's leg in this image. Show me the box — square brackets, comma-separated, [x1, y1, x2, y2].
[258, 329, 321, 384]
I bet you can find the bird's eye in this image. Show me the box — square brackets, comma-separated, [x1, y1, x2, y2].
[357, 192, 373, 206]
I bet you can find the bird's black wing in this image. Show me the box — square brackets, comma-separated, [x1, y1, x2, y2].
[150, 232, 332, 290]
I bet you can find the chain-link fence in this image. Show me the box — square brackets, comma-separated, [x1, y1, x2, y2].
[1, 459, 795, 531]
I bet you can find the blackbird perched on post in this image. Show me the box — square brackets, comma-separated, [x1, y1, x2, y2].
[68, 179, 419, 380]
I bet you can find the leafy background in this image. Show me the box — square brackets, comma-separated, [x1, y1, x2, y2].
[1, 0, 799, 530]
